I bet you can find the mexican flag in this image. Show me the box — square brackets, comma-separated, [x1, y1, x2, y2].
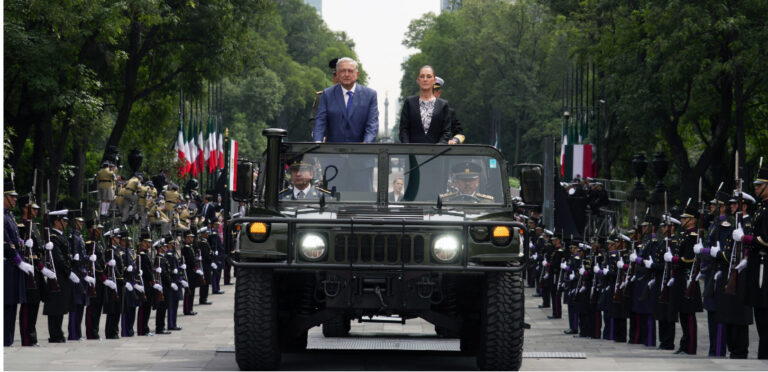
[175, 122, 189, 177]
[188, 118, 198, 177]
[560, 119, 568, 179]
[197, 116, 205, 174]
[228, 140, 238, 192]
[217, 117, 225, 170]
[562, 144, 595, 180]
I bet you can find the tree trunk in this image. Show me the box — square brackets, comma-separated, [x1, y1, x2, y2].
[69, 135, 87, 201]
[104, 19, 142, 157]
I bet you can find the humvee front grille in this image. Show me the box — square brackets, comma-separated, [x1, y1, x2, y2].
[333, 233, 426, 264]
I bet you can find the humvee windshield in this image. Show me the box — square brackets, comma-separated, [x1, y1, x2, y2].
[278, 150, 504, 205]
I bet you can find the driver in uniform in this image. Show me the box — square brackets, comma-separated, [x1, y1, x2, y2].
[441, 162, 494, 203]
[279, 160, 332, 200]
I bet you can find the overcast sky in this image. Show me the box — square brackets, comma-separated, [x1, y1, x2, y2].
[321, 0, 441, 138]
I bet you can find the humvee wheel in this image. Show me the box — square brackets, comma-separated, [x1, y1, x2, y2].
[234, 269, 280, 370]
[322, 314, 351, 337]
[477, 266, 524, 370]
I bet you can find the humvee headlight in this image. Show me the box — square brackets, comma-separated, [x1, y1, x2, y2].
[433, 235, 460, 262]
[300, 233, 327, 260]
[470, 226, 490, 242]
[247, 222, 270, 242]
[491, 226, 511, 246]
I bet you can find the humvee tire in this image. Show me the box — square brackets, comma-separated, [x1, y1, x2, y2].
[477, 265, 524, 370]
[322, 315, 351, 337]
[235, 269, 280, 370]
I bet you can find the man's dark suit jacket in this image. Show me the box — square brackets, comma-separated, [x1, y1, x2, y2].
[398, 96, 453, 144]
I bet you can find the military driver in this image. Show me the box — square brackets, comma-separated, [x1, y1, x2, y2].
[279, 160, 331, 201]
[441, 162, 494, 203]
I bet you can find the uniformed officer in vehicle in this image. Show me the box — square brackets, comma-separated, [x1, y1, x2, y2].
[441, 162, 494, 203]
[279, 159, 332, 200]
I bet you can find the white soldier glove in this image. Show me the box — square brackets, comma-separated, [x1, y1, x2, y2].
[542, 258, 548, 267]
[693, 241, 703, 254]
[560, 262, 567, 270]
[629, 253, 638, 262]
[667, 278, 675, 287]
[569, 272, 575, 281]
[173, 268, 178, 274]
[135, 284, 145, 293]
[125, 282, 134, 291]
[594, 264, 601, 274]
[108, 259, 116, 267]
[180, 264, 187, 270]
[664, 251, 673, 262]
[578, 266, 585, 276]
[17, 261, 34, 275]
[644, 257, 653, 269]
[153, 283, 163, 292]
[73, 253, 80, 261]
[155, 267, 162, 274]
[180, 280, 189, 288]
[68, 272, 80, 284]
[648, 278, 656, 289]
[735, 259, 748, 273]
[139, 270, 143, 276]
[126, 265, 133, 272]
[617, 258, 625, 270]
[710, 242, 721, 258]
[89, 254, 97, 262]
[602, 266, 609, 275]
[45, 242, 53, 251]
[732, 224, 744, 242]
[215, 251, 219, 256]
[104, 279, 117, 290]
[84, 275, 96, 286]
[532, 253, 538, 261]
[543, 273, 549, 279]
[171, 283, 178, 291]
[196, 269, 204, 276]
[41, 267, 56, 279]
[211, 263, 218, 270]
[24, 239, 34, 248]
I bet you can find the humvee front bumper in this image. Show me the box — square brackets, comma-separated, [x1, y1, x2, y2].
[226, 217, 530, 273]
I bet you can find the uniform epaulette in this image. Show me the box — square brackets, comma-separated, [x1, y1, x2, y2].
[681, 257, 694, 263]
[279, 188, 290, 194]
[440, 192, 457, 198]
[689, 232, 698, 236]
[316, 91, 323, 95]
[476, 193, 494, 200]
[316, 187, 332, 195]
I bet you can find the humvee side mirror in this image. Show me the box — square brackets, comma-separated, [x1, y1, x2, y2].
[513, 163, 544, 206]
[232, 160, 254, 202]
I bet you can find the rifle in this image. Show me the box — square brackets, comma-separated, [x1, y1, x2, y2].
[725, 151, 743, 295]
[152, 253, 164, 302]
[658, 192, 671, 303]
[613, 241, 627, 302]
[194, 235, 207, 286]
[87, 241, 97, 298]
[686, 178, 704, 299]
[23, 190, 38, 290]
[135, 253, 148, 302]
[108, 250, 119, 301]
[43, 227, 61, 293]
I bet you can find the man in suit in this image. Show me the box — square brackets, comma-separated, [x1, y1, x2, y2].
[200, 194, 216, 225]
[388, 177, 404, 202]
[313, 57, 379, 143]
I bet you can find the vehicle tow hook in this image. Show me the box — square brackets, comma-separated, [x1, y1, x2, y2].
[322, 275, 341, 297]
[416, 276, 436, 299]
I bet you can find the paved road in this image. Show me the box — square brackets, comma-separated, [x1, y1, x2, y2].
[5, 282, 768, 370]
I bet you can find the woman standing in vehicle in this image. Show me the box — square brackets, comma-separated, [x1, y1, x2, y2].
[398, 65, 453, 144]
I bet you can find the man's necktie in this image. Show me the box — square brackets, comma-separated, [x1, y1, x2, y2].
[346, 91, 354, 114]
[297, 190, 305, 199]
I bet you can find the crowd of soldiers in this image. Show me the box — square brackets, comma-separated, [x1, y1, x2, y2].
[4, 164, 233, 347]
[525, 163, 768, 359]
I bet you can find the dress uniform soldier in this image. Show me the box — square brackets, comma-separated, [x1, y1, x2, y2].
[440, 162, 495, 204]
[528, 224, 541, 290]
[181, 231, 199, 315]
[548, 232, 566, 319]
[18, 197, 43, 346]
[197, 227, 213, 305]
[85, 222, 106, 340]
[563, 241, 582, 334]
[733, 165, 768, 358]
[119, 233, 140, 337]
[630, 216, 660, 347]
[163, 182, 181, 213]
[711, 193, 753, 359]
[151, 239, 172, 334]
[4, 175, 35, 347]
[654, 215, 680, 351]
[43, 210, 75, 343]
[575, 242, 595, 338]
[101, 229, 123, 339]
[118, 172, 143, 223]
[597, 236, 618, 340]
[165, 237, 184, 331]
[537, 229, 553, 307]
[67, 212, 91, 341]
[209, 222, 225, 295]
[625, 229, 642, 344]
[696, 190, 731, 356]
[136, 235, 154, 336]
[96, 161, 117, 216]
[669, 203, 704, 355]
[610, 233, 633, 343]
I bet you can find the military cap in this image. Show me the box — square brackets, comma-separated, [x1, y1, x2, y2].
[732, 190, 756, 204]
[134, 172, 144, 180]
[4, 172, 18, 196]
[146, 180, 154, 187]
[680, 203, 700, 219]
[619, 233, 632, 242]
[185, 231, 196, 237]
[543, 229, 554, 236]
[715, 190, 731, 205]
[434, 76, 444, 89]
[19, 195, 39, 209]
[288, 157, 312, 170]
[451, 162, 481, 179]
[329, 58, 340, 71]
[198, 226, 209, 235]
[754, 167, 768, 185]
[49, 209, 69, 221]
[661, 214, 681, 226]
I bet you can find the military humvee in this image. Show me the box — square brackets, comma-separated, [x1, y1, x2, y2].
[226, 129, 543, 370]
